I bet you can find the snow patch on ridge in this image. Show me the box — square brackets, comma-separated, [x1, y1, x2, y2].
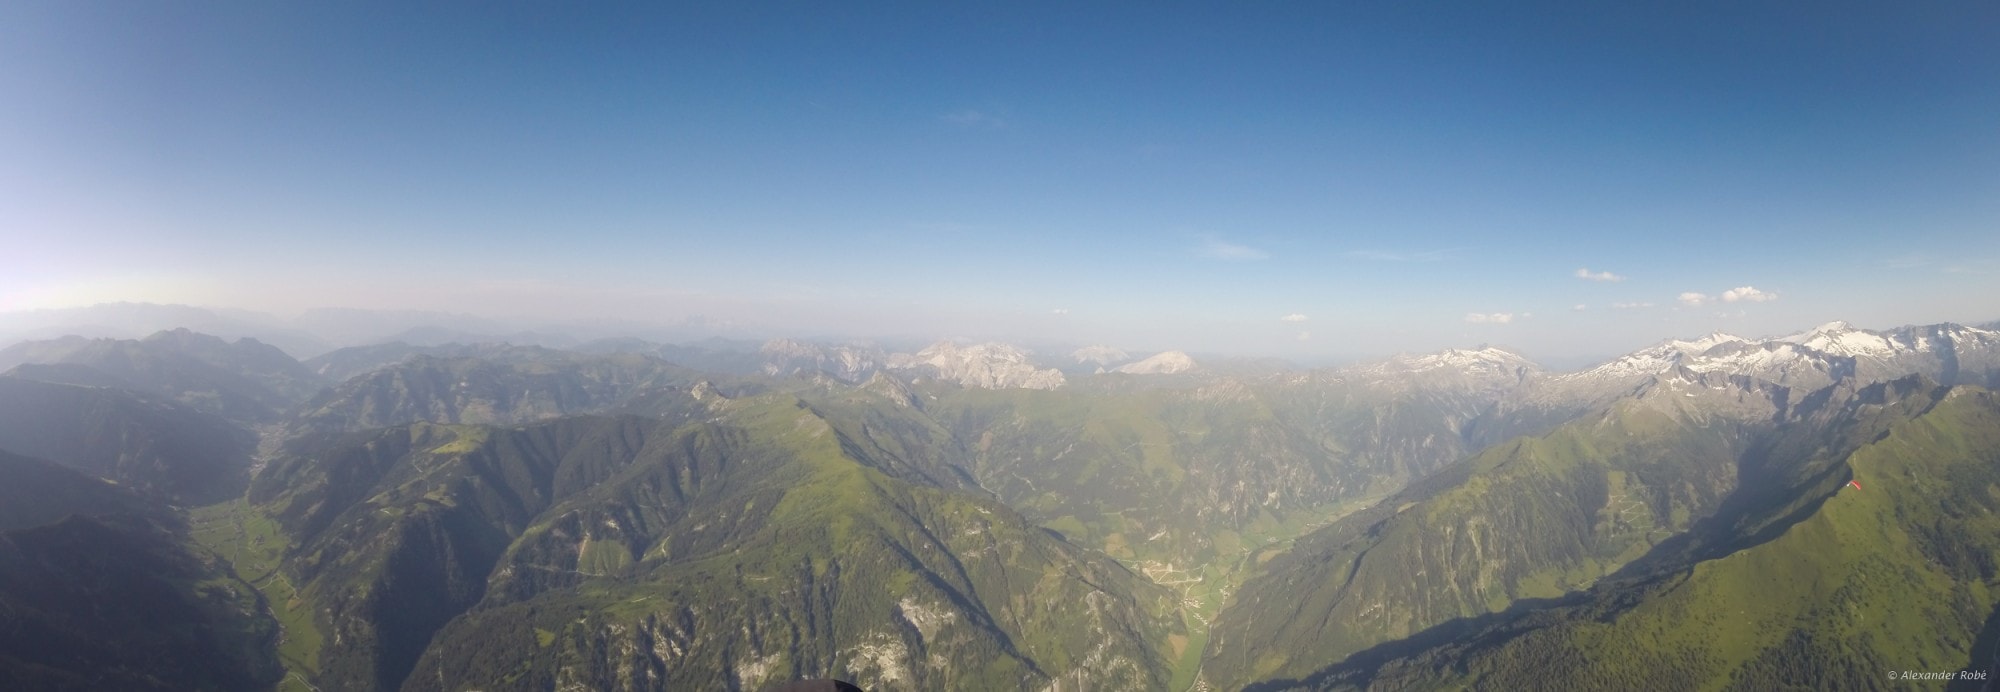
[1366, 346, 1536, 375]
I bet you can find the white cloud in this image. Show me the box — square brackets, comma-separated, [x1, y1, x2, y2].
[1720, 286, 1777, 303]
[1198, 236, 1268, 261]
[1051, 308, 1070, 315]
[1296, 331, 1311, 342]
[941, 109, 1006, 129]
[1611, 302, 1655, 309]
[1676, 286, 1775, 308]
[1573, 304, 1588, 311]
[1464, 312, 1515, 324]
[1280, 313, 1308, 323]
[1574, 268, 1626, 282]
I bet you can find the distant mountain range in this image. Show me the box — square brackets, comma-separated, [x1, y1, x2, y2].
[0, 328, 327, 423]
[1, 316, 1998, 690]
[0, 377, 255, 503]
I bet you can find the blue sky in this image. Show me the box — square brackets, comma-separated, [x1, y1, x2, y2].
[4, 2, 1998, 360]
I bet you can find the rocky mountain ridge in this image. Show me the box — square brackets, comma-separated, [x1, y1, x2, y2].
[1114, 350, 1200, 375]
[4, 317, 2000, 691]
[887, 341, 1067, 390]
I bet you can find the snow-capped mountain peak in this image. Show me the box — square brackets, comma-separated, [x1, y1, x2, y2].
[1551, 319, 2000, 402]
[1665, 332, 1747, 353]
[1773, 321, 1913, 359]
[1682, 340, 1848, 389]
[1781, 320, 1854, 339]
[1370, 346, 1535, 375]
[1333, 346, 1538, 395]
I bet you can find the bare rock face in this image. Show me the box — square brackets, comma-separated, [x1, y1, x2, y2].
[1113, 350, 1198, 375]
[1070, 345, 1131, 367]
[759, 339, 885, 383]
[887, 341, 1066, 390]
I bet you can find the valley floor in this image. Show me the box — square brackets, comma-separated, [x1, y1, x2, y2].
[190, 499, 323, 692]
[188, 476, 1387, 692]
[1135, 494, 1390, 691]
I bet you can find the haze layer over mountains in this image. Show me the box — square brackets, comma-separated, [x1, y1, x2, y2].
[10, 1, 2000, 687]
[4, 302, 2000, 690]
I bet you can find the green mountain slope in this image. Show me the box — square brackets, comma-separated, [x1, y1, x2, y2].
[249, 393, 1180, 691]
[0, 450, 165, 531]
[0, 376, 257, 503]
[928, 370, 1513, 568]
[285, 350, 709, 435]
[412, 428, 1177, 690]
[1205, 372, 1940, 689]
[248, 354, 1541, 689]
[1302, 385, 2000, 691]
[0, 328, 327, 423]
[301, 341, 468, 382]
[0, 452, 282, 691]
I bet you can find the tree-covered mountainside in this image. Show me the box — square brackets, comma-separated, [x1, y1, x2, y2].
[1204, 373, 1952, 689]
[1278, 384, 2000, 691]
[220, 343, 1561, 689]
[0, 450, 166, 531]
[284, 349, 710, 435]
[249, 393, 1181, 690]
[0, 376, 257, 503]
[0, 329, 327, 423]
[0, 451, 282, 691]
[303, 342, 717, 386]
[302, 341, 485, 383]
[9, 321, 2000, 691]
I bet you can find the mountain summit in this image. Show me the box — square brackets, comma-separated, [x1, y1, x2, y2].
[1114, 350, 1199, 374]
[1070, 345, 1131, 367]
[888, 341, 1066, 390]
[6, 318, 2000, 691]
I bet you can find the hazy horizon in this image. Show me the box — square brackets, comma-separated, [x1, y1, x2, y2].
[8, 3, 1998, 361]
[4, 299, 1994, 374]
